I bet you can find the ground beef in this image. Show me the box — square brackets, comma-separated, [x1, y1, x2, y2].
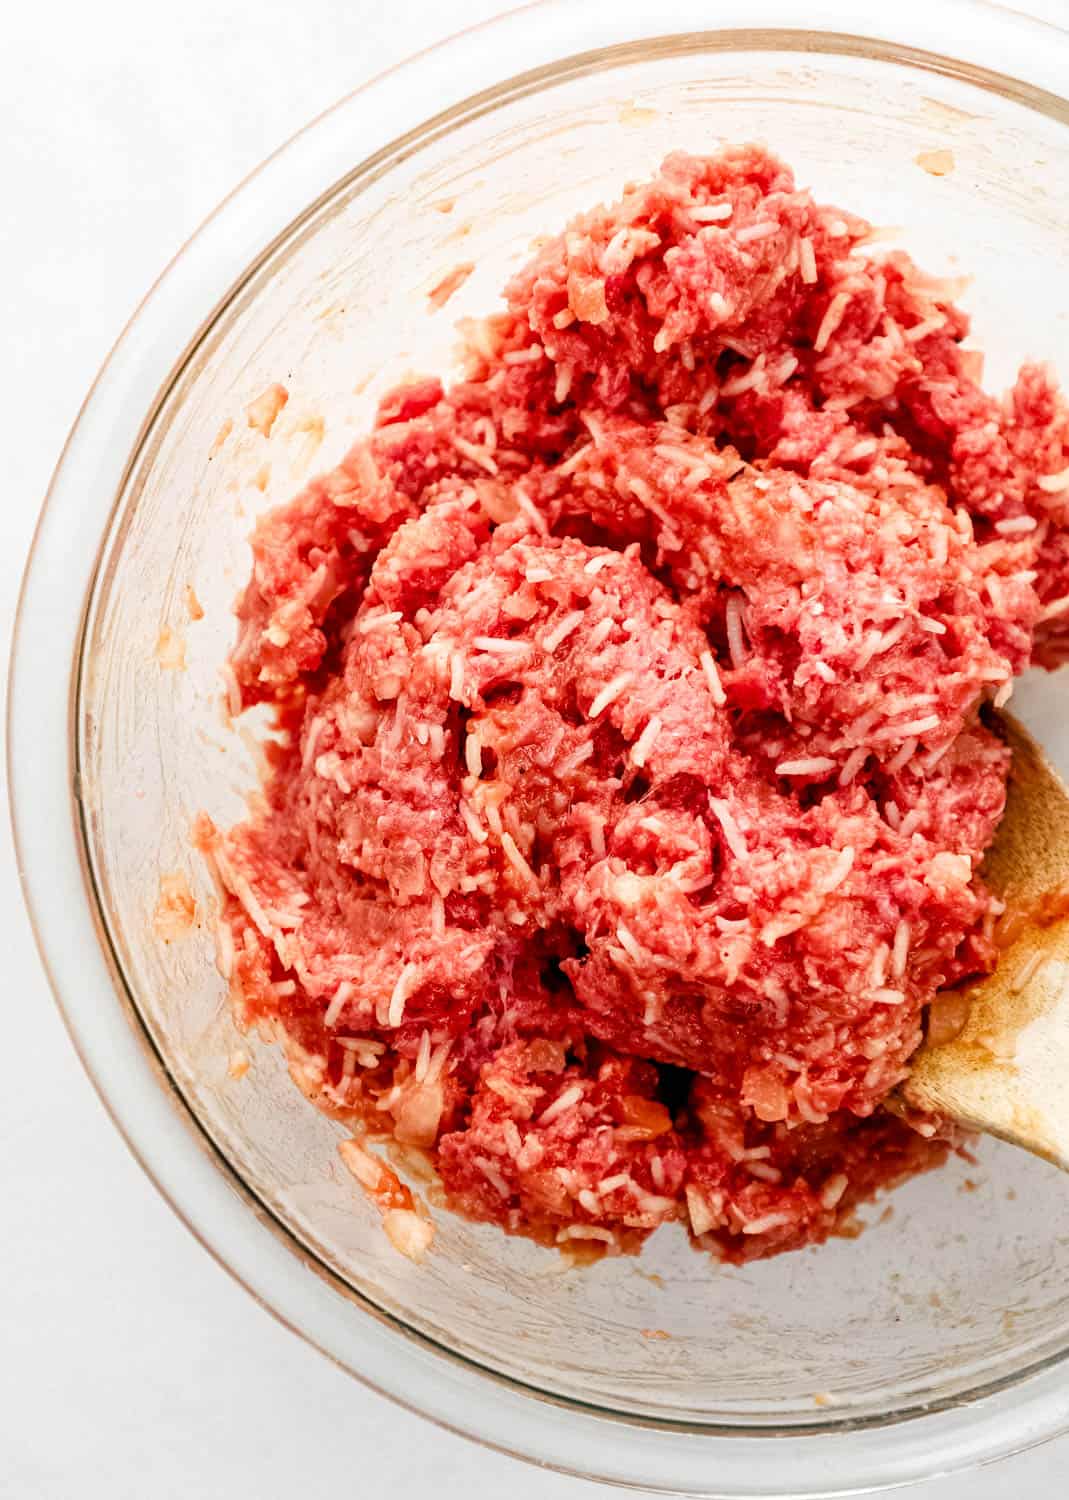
[199, 144, 1069, 1264]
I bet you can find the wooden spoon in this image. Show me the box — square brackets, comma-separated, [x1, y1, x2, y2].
[902, 713, 1069, 1170]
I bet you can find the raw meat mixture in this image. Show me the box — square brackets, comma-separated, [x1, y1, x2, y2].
[199, 145, 1069, 1263]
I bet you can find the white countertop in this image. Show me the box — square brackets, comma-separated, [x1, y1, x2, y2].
[3, 2, 1068, 1494]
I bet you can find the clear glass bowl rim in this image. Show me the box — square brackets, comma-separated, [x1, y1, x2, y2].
[10, 2, 1069, 1494]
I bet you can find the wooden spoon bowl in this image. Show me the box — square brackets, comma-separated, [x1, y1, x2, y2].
[902, 714, 1069, 1169]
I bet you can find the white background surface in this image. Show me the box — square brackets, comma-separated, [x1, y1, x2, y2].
[4, 2, 1069, 1496]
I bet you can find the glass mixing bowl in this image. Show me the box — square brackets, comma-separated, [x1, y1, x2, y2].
[11, 2, 1069, 1493]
